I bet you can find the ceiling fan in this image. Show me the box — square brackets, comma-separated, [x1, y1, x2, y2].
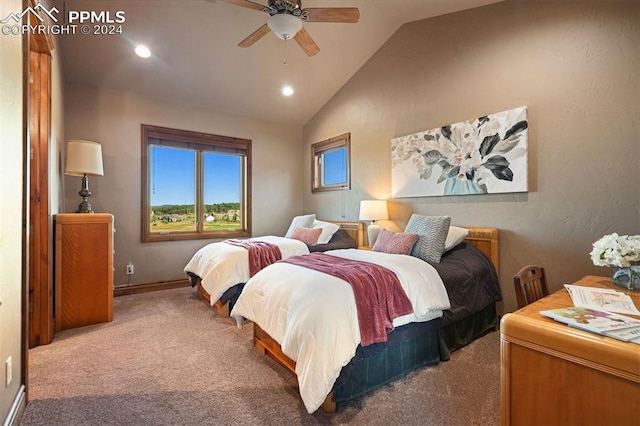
[219, 0, 360, 57]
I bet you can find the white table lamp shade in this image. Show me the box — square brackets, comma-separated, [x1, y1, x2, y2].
[359, 200, 389, 221]
[65, 140, 104, 213]
[359, 200, 389, 246]
[65, 140, 104, 176]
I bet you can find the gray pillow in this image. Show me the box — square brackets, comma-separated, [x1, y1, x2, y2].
[404, 214, 451, 263]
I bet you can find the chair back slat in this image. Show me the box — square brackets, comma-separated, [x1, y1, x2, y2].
[513, 265, 550, 309]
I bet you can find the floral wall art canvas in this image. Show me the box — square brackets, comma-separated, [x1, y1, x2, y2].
[391, 106, 528, 197]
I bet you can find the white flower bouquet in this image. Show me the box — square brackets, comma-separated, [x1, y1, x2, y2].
[590, 233, 640, 268]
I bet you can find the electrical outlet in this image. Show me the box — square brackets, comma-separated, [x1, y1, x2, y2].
[5, 356, 12, 387]
[126, 263, 134, 275]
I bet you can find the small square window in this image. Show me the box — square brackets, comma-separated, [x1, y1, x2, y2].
[312, 133, 351, 193]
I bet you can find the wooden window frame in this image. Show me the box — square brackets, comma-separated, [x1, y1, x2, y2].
[311, 133, 351, 193]
[141, 124, 251, 242]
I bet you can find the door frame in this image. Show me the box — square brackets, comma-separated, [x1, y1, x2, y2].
[26, 0, 55, 348]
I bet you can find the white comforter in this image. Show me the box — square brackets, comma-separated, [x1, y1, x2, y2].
[183, 236, 309, 305]
[230, 249, 451, 413]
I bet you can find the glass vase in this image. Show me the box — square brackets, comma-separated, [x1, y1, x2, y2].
[611, 263, 640, 291]
[444, 177, 485, 195]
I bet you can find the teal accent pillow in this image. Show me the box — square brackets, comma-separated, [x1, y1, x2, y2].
[404, 214, 451, 263]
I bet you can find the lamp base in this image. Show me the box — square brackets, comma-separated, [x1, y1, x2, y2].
[367, 223, 381, 247]
[76, 198, 94, 214]
[76, 174, 95, 213]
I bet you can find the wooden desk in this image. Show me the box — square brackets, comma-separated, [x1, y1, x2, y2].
[500, 275, 640, 426]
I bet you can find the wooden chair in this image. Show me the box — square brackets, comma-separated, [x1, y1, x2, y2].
[513, 265, 550, 309]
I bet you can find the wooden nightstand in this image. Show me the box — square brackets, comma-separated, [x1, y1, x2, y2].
[55, 213, 114, 331]
[357, 246, 372, 250]
[500, 275, 640, 425]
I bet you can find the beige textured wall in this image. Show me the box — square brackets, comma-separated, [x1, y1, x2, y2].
[0, 0, 24, 419]
[50, 37, 65, 215]
[303, 1, 640, 313]
[64, 84, 304, 286]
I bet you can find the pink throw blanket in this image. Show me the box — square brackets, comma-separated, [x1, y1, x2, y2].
[224, 240, 282, 277]
[282, 253, 414, 346]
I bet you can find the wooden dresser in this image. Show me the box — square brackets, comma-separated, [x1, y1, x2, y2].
[500, 275, 640, 426]
[55, 213, 114, 331]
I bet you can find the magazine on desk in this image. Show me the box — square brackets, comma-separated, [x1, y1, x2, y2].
[563, 284, 640, 315]
[540, 307, 640, 344]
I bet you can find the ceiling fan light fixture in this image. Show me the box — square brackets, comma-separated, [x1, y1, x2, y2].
[267, 14, 303, 40]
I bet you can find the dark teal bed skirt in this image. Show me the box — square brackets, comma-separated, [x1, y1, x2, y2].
[333, 303, 497, 404]
[440, 303, 498, 352]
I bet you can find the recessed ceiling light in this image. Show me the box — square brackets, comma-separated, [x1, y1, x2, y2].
[135, 45, 151, 58]
[282, 86, 294, 96]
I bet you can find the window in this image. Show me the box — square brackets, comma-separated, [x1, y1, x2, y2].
[312, 133, 350, 193]
[141, 125, 251, 242]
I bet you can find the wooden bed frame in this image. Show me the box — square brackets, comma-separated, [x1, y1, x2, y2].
[196, 282, 231, 316]
[252, 226, 500, 413]
[462, 226, 499, 277]
[195, 220, 365, 316]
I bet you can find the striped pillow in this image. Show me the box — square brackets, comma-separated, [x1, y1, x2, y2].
[404, 214, 451, 263]
[372, 229, 419, 255]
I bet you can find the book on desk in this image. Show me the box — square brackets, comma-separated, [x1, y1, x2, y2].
[540, 307, 640, 344]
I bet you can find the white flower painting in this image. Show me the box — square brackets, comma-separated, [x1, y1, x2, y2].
[391, 106, 528, 197]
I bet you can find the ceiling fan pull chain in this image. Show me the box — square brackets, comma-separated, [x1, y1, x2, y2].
[283, 37, 289, 66]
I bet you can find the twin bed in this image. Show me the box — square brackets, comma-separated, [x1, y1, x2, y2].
[184, 219, 501, 413]
[184, 220, 363, 315]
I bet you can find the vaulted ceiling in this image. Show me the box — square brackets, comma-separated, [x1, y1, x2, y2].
[51, 0, 503, 125]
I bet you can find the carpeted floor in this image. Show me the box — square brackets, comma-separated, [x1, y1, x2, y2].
[21, 287, 500, 425]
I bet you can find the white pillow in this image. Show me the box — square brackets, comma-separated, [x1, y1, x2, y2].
[444, 226, 469, 251]
[285, 214, 316, 238]
[312, 220, 340, 244]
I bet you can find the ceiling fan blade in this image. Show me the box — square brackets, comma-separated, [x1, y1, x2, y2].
[218, 0, 267, 13]
[304, 8, 360, 23]
[294, 28, 320, 57]
[238, 24, 271, 47]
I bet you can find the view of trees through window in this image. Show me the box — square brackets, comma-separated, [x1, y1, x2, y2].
[150, 202, 241, 232]
[142, 125, 251, 242]
[149, 146, 241, 233]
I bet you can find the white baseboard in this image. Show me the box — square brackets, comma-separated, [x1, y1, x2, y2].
[2, 385, 25, 426]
